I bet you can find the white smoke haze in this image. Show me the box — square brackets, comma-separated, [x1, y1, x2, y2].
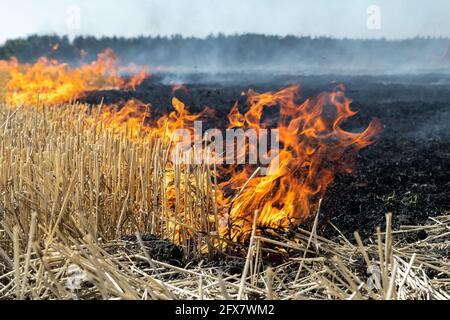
[0, 0, 449, 75]
[0, 0, 450, 44]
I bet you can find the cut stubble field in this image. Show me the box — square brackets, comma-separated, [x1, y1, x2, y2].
[0, 78, 449, 299]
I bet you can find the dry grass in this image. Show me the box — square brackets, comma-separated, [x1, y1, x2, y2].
[0, 103, 449, 300]
[0, 102, 221, 256]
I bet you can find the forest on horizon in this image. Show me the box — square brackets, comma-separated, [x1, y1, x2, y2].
[1, 34, 449, 73]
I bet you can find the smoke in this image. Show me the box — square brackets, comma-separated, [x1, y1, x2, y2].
[1, 0, 450, 45]
[1, 34, 449, 76]
[81, 35, 450, 76]
[1, 0, 450, 75]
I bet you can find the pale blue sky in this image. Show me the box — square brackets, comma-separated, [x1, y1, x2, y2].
[0, 0, 449, 44]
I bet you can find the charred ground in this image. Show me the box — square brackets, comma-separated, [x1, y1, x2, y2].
[82, 73, 450, 240]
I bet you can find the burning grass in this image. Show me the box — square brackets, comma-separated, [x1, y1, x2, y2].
[0, 50, 448, 300]
[0, 49, 148, 106]
[0, 50, 384, 242]
[0, 102, 449, 300]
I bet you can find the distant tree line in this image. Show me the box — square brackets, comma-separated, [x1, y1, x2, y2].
[0, 34, 449, 72]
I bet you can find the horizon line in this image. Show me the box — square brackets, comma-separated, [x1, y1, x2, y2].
[2, 32, 450, 46]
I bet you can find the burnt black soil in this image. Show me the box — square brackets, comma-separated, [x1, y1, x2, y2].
[83, 73, 450, 240]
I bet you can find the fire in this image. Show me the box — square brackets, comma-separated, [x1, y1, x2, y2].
[0, 49, 149, 106]
[156, 97, 204, 142]
[0, 58, 17, 92]
[0, 49, 382, 245]
[227, 101, 245, 128]
[91, 97, 205, 142]
[220, 85, 382, 241]
[92, 99, 151, 140]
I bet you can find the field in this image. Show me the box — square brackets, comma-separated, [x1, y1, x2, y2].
[0, 71, 449, 300]
[84, 73, 450, 236]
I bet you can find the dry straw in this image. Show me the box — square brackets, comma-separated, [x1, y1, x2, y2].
[0, 103, 449, 300]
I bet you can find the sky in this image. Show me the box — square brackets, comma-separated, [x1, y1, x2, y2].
[0, 0, 449, 44]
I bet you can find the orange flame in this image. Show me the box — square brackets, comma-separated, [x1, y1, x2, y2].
[0, 49, 149, 106]
[227, 101, 245, 128]
[220, 85, 382, 241]
[0, 50, 382, 244]
[92, 99, 151, 139]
